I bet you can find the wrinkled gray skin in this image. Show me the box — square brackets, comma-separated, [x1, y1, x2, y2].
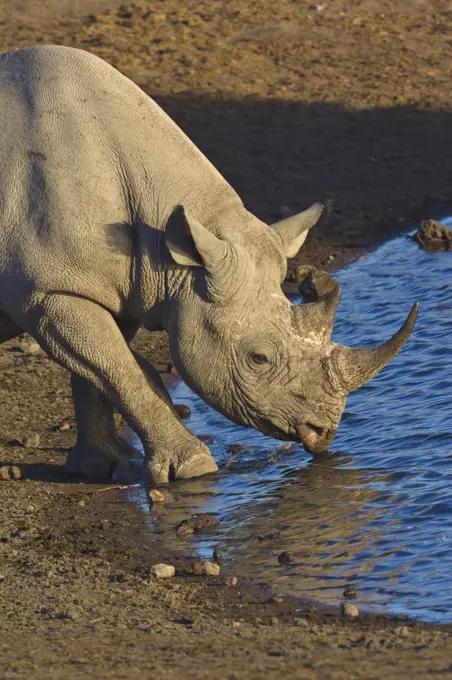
[0, 46, 418, 485]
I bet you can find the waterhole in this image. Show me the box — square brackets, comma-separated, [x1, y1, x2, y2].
[129, 224, 452, 623]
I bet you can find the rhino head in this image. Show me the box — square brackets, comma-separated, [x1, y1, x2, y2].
[164, 203, 417, 454]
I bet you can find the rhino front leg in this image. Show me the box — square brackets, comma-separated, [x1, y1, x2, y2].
[31, 294, 218, 484]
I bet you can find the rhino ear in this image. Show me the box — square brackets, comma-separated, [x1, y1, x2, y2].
[271, 202, 324, 258]
[165, 206, 229, 269]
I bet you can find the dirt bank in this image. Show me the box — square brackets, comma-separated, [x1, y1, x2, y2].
[2, 0, 452, 677]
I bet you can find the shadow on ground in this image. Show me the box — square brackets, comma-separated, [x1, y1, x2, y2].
[151, 94, 452, 250]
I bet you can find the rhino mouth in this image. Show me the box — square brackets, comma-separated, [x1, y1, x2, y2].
[259, 419, 336, 454]
[259, 419, 296, 442]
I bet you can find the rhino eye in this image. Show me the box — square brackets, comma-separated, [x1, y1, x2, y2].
[252, 353, 269, 365]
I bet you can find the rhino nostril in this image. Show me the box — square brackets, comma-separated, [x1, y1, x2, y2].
[306, 422, 326, 438]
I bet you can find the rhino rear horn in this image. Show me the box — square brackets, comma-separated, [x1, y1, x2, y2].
[293, 284, 342, 343]
[331, 303, 418, 393]
[271, 202, 324, 258]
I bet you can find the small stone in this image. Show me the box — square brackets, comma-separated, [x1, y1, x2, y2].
[295, 618, 308, 627]
[151, 563, 175, 579]
[176, 514, 220, 538]
[59, 422, 72, 432]
[225, 576, 238, 586]
[78, 500, 86, 508]
[26, 504, 36, 513]
[270, 617, 279, 626]
[341, 602, 359, 618]
[327, 254, 335, 262]
[176, 523, 195, 538]
[343, 585, 357, 599]
[0, 574, 5, 582]
[232, 621, 241, 628]
[192, 560, 204, 575]
[415, 219, 452, 252]
[277, 551, 295, 565]
[23, 433, 40, 448]
[203, 561, 221, 576]
[395, 625, 410, 638]
[0, 466, 11, 481]
[192, 560, 220, 576]
[299, 267, 339, 303]
[267, 595, 283, 604]
[10, 466, 22, 480]
[148, 489, 165, 503]
[174, 404, 191, 419]
[0, 465, 22, 481]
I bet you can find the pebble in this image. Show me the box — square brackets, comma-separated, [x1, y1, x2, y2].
[176, 523, 195, 538]
[0, 574, 5, 582]
[267, 595, 283, 604]
[277, 551, 295, 565]
[174, 404, 191, 419]
[225, 576, 238, 586]
[341, 602, 359, 618]
[148, 489, 165, 503]
[192, 560, 221, 576]
[59, 422, 72, 432]
[295, 618, 308, 627]
[151, 563, 175, 579]
[203, 561, 221, 576]
[232, 621, 241, 628]
[270, 617, 279, 626]
[26, 504, 36, 513]
[0, 465, 22, 481]
[395, 625, 410, 638]
[176, 514, 220, 538]
[23, 433, 40, 448]
[343, 585, 357, 599]
[0, 466, 11, 481]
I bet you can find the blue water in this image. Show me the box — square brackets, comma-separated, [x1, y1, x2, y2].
[129, 223, 452, 623]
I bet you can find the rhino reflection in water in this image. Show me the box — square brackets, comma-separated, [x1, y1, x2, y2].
[0, 46, 417, 486]
[144, 455, 389, 603]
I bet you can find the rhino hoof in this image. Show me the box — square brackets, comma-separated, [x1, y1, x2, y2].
[146, 453, 218, 487]
[65, 443, 120, 480]
[175, 454, 219, 480]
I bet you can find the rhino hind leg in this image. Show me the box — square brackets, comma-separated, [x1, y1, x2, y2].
[0, 312, 23, 344]
[66, 373, 143, 479]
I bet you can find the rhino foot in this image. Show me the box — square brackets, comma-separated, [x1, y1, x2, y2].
[145, 437, 218, 486]
[65, 438, 138, 480]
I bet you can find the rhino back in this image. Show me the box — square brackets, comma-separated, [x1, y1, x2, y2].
[0, 45, 236, 311]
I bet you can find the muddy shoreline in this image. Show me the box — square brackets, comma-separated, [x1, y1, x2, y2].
[2, 0, 452, 676]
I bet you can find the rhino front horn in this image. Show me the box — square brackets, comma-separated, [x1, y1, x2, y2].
[332, 302, 418, 394]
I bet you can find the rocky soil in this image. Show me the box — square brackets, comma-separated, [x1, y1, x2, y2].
[2, 0, 452, 677]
